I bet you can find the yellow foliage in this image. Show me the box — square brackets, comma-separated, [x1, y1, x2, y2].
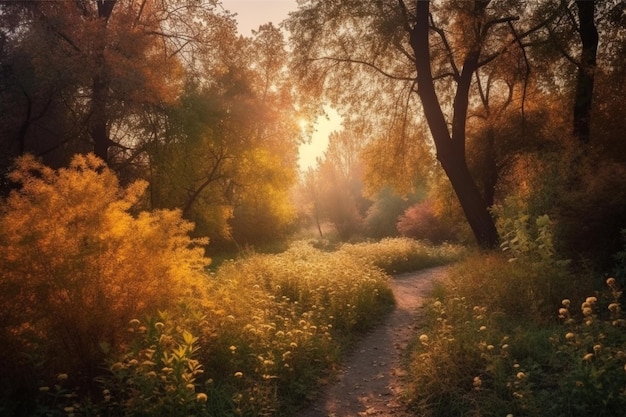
[0, 154, 210, 373]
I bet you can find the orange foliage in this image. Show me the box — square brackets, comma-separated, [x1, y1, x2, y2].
[0, 154, 210, 373]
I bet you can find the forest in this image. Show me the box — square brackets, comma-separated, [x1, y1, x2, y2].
[0, 1, 625, 416]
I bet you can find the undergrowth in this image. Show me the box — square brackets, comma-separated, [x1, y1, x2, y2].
[2, 237, 460, 417]
[407, 205, 626, 416]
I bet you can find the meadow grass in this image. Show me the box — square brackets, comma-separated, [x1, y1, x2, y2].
[22, 238, 461, 417]
[407, 252, 626, 417]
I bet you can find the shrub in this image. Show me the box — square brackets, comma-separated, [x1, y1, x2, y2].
[397, 200, 457, 244]
[0, 154, 210, 386]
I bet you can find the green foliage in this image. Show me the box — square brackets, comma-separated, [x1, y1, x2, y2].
[98, 316, 208, 417]
[407, 255, 626, 416]
[362, 187, 415, 239]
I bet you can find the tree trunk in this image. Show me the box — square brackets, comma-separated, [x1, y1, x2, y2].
[91, 74, 110, 163]
[90, 1, 117, 164]
[573, 0, 598, 144]
[409, 0, 499, 249]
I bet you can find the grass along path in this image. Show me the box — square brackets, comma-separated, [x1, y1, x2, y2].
[300, 266, 450, 417]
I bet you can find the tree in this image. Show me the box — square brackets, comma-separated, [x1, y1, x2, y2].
[147, 23, 301, 246]
[0, 0, 230, 167]
[288, 1, 548, 248]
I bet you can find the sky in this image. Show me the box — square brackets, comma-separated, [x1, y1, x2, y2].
[220, 0, 297, 36]
[219, 0, 343, 171]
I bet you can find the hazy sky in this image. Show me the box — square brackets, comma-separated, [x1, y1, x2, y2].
[220, 0, 298, 35]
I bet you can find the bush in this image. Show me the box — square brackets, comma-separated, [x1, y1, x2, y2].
[0, 154, 210, 391]
[397, 200, 457, 244]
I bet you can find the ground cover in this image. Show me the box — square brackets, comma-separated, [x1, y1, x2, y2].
[1, 232, 462, 417]
[406, 254, 626, 417]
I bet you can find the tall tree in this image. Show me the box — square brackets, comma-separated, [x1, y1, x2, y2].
[287, 0, 552, 248]
[0, 0, 227, 166]
[147, 23, 301, 245]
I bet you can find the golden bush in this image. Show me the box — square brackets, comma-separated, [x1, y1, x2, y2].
[0, 154, 210, 374]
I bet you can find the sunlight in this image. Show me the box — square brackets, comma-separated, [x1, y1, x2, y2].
[298, 107, 343, 171]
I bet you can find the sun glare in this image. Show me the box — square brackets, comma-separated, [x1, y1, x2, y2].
[298, 107, 342, 172]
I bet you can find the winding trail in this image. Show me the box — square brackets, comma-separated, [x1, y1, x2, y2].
[300, 266, 450, 417]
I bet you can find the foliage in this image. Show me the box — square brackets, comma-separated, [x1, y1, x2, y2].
[0, 154, 210, 396]
[99, 315, 208, 417]
[0, 161, 459, 417]
[362, 187, 420, 239]
[397, 200, 459, 244]
[407, 249, 625, 416]
[409, 270, 626, 417]
[338, 237, 465, 275]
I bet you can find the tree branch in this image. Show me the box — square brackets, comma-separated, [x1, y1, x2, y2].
[307, 56, 414, 81]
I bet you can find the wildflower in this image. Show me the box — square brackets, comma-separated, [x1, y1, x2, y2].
[197, 393, 208, 403]
[507, 414, 514, 417]
[516, 372, 526, 380]
[473, 376, 482, 389]
[39, 386, 50, 392]
[558, 308, 568, 317]
[419, 334, 429, 343]
[582, 353, 594, 361]
[433, 301, 442, 308]
[147, 371, 157, 378]
[479, 326, 487, 331]
[608, 303, 620, 313]
[229, 345, 237, 353]
[161, 367, 173, 373]
[582, 307, 593, 316]
[585, 296, 598, 304]
[562, 299, 571, 307]
[154, 322, 164, 331]
[565, 332, 575, 340]
[234, 371, 243, 378]
[64, 407, 75, 413]
[593, 344, 602, 352]
[606, 277, 617, 288]
[502, 344, 510, 350]
[57, 373, 69, 382]
[129, 319, 140, 326]
[487, 344, 495, 350]
[186, 383, 195, 392]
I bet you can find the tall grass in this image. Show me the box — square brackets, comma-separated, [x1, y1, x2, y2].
[407, 247, 626, 415]
[13, 238, 460, 417]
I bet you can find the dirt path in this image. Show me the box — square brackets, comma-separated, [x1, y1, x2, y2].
[299, 266, 449, 417]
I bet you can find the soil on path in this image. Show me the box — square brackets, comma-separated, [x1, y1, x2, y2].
[299, 266, 449, 417]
